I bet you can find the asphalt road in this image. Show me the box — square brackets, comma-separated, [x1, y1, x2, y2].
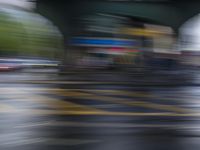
[0, 69, 200, 150]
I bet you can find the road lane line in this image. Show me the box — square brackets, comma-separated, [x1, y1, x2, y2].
[13, 120, 194, 129]
[85, 89, 154, 98]
[4, 88, 189, 103]
[0, 87, 194, 114]
[1, 109, 184, 116]
[9, 94, 107, 113]
[54, 91, 191, 113]
[0, 80, 162, 85]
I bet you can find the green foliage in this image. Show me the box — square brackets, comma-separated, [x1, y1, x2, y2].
[0, 8, 64, 58]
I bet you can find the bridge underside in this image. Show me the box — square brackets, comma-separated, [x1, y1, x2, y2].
[36, 0, 200, 38]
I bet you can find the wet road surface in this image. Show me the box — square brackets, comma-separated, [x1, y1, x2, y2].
[0, 69, 200, 149]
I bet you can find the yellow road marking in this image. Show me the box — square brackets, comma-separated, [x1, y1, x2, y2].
[5, 94, 107, 113]
[54, 91, 191, 113]
[13, 121, 197, 129]
[85, 89, 153, 98]
[0, 87, 185, 100]
[3, 109, 200, 117]
[2, 88, 182, 102]
[0, 87, 194, 114]
[2, 87, 187, 113]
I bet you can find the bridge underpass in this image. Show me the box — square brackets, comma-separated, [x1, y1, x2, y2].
[34, 0, 200, 66]
[35, 0, 200, 36]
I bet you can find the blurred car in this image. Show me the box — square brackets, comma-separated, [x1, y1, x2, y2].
[0, 58, 60, 71]
[0, 60, 23, 71]
[21, 59, 60, 68]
